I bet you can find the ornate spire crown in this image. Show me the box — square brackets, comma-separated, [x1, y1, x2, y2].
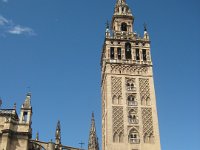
[88, 113, 99, 150]
[114, 0, 132, 16]
[55, 120, 61, 145]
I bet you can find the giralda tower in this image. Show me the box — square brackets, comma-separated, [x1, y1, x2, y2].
[101, 0, 161, 150]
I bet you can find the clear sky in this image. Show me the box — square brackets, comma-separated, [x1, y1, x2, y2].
[0, 0, 199, 149]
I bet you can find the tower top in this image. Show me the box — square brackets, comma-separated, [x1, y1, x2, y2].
[113, 0, 133, 16]
[21, 92, 32, 109]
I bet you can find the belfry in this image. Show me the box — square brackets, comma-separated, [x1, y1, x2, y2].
[101, 0, 161, 150]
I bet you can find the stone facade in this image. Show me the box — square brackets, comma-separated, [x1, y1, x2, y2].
[101, 0, 161, 150]
[0, 93, 80, 150]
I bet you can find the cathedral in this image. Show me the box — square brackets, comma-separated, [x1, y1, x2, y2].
[0, 0, 161, 150]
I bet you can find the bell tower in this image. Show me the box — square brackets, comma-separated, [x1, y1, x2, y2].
[101, 0, 161, 150]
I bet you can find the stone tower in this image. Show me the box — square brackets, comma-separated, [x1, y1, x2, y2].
[0, 93, 32, 150]
[101, 0, 161, 150]
[88, 113, 99, 150]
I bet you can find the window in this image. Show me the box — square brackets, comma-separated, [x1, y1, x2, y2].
[127, 95, 137, 106]
[125, 43, 132, 59]
[121, 22, 127, 31]
[117, 48, 122, 60]
[128, 110, 138, 124]
[129, 129, 140, 144]
[136, 49, 140, 60]
[127, 82, 134, 91]
[110, 47, 114, 59]
[23, 112, 28, 122]
[142, 49, 147, 61]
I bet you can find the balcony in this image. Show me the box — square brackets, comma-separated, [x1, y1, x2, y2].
[129, 138, 140, 144]
[128, 119, 139, 124]
[128, 101, 138, 106]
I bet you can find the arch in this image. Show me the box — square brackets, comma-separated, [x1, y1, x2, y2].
[126, 80, 135, 91]
[144, 133, 149, 143]
[146, 97, 151, 106]
[119, 132, 124, 143]
[141, 97, 145, 106]
[128, 128, 140, 144]
[128, 110, 138, 124]
[149, 133, 154, 143]
[121, 22, 127, 31]
[127, 95, 137, 106]
[125, 43, 132, 60]
[113, 132, 119, 143]
[118, 96, 122, 105]
[112, 95, 118, 104]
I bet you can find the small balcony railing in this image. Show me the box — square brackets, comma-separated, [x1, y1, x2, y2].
[128, 101, 138, 106]
[128, 119, 139, 124]
[129, 138, 140, 144]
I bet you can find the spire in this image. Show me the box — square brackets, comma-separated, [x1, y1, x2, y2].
[22, 92, 32, 109]
[88, 112, 99, 150]
[55, 120, 61, 145]
[143, 23, 150, 40]
[105, 20, 110, 38]
[36, 132, 39, 141]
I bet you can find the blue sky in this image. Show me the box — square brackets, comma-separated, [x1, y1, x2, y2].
[0, 0, 199, 149]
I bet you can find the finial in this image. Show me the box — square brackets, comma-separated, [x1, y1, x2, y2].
[144, 23, 147, 32]
[106, 20, 109, 29]
[27, 86, 31, 96]
[13, 103, 17, 110]
[92, 112, 94, 118]
[36, 132, 39, 141]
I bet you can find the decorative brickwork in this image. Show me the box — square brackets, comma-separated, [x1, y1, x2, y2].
[112, 106, 124, 143]
[111, 76, 122, 105]
[139, 78, 151, 106]
[142, 108, 154, 143]
[111, 64, 148, 75]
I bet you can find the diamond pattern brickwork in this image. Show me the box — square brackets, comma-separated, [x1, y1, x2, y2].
[139, 78, 151, 106]
[112, 106, 124, 135]
[142, 108, 154, 136]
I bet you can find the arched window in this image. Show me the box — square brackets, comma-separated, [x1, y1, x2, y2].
[146, 97, 151, 106]
[127, 95, 137, 106]
[118, 96, 122, 105]
[110, 47, 115, 59]
[149, 134, 154, 144]
[121, 22, 127, 31]
[125, 43, 132, 59]
[128, 110, 138, 124]
[126, 80, 135, 91]
[142, 49, 147, 61]
[144, 133, 149, 143]
[113, 132, 118, 143]
[129, 129, 140, 144]
[119, 132, 124, 143]
[112, 95, 118, 104]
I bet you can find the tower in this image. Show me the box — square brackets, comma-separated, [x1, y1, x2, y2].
[101, 0, 161, 150]
[88, 113, 99, 150]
